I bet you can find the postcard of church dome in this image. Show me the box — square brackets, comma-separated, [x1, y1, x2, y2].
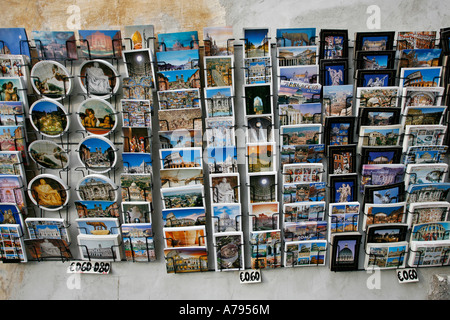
[248, 172, 277, 203]
[160, 185, 204, 210]
[364, 242, 408, 270]
[77, 233, 122, 261]
[211, 203, 242, 233]
[76, 217, 121, 236]
[210, 173, 240, 204]
[163, 226, 207, 248]
[243, 28, 271, 59]
[0, 224, 27, 262]
[284, 240, 326, 268]
[405, 163, 448, 188]
[407, 201, 450, 227]
[204, 56, 234, 88]
[284, 201, 326, 223]
[399, 66, 443, 88]
[329, 232, 361, 272]
[159, 168, 203, 189]
[244, 83, 273, 116]
[124, 24, 155, 51]
[25, 217, 70, 243]
[362, 202, 407, 230]
[204, 26, 234, 56]
[213, 232, 244, 272]
[78, 30, 122, 59]
[25, 238, 72, 261]
[408, 240, 450, 267]
[157, 31, 199, 52]
[31, 30, 78, 61]
[121, 201, 151, 224]
[162, 207, 206, 228]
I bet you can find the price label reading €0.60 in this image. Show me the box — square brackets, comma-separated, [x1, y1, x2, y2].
[239, 270, 261, 284]
[397, 268, 419, 284]
[67, 261, 111, 274]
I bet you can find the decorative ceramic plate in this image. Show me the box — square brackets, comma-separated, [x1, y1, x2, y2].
[77, 98, 117, 136]
[29, 99, 70, 137]
[77, 135, 117, 173]
[30, 60, 73, 99]
[28, 140, 69, 169]
[28, 174, 70, 211]
[76, 174, 118, 202]
[78, 59, 120, 98]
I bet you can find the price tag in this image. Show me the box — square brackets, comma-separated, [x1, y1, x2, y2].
[239, 269, 261, 284]
[397, 268, 419, 284]
[67, 261, 111, 274]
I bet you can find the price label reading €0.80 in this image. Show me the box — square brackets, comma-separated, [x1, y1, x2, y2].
[67, 261, 111, 274]
[239, 270, 261, 284]
[397, 268, 419, 284]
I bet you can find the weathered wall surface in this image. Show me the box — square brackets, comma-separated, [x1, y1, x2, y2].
[0, 0, 449, 300]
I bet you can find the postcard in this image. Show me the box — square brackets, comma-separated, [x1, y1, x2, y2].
[408, 240, 450, 267]
[158, 88, 200, 110]
[213, 232, 244, 271]
[249, 230, 282, 269]
[78, 60, 120, 98]
[355, 50, 395, 70]
[76, 173, 118, 202]
[157, 68, 201, 90]
[244, 84, 272, 116]
[204, 56, 234, 87]
[284, 220, 327, 242]
[77, 98, 117, 136]
[121, 201, 151, 224]
[27, 174, 69, 211]
[283, 201, 326, 222]
[411, 222, 450, 241]
[31, 30, 77, 61]
[328, 202, 360, 238]
[160, 147, 202, 170]
[400, 87, 444, 110]
[397, 31, 436, 50]
[0, 56, 28, 91]
[78, 30, 122, 59]
[276, 28, 316, 47]
[77, 136, 117, 173]
[159, 129, 202, 149]
[123, 48, 155, 79]
[211, 203, 241, 233]
[121, 223, 156, 262]
[121, 99, 152, 128]
[282, 163, 323, 184]
[354, 31, 395, 51]
[0, 150, 23, 176]
[77, 233, 122, 261]
[162, 207, 205, 228]
[359, 107, 401, 126]
[405, 163, 448, 188]
[358, 124, 402, 152]
[329, 174, 358, 203]
[278, 81, 321, 105]
[322, 84, 353, 117]
[360, 146, 403, 170]
[282, 181, 326, 204]
[76, 217, 120, 235]
[319, 29, 348, 60]
[0, 203, 24, 228]
[280, 144, 325, 165]
[0, 76, 28, 107]
[206, 146, 237, 174]
[204, 26, 234, 56]
[160, 185, 204, 210]
[160, 168, 203, 188]
[366, 224, 408, 243]
[243, 28, 270, 58]
[355, 86, 399, 109]
[0, 224, 26, 262]
[204, 86, 234, 117]
[210, 173, 240, 204]
[361, 164, 406, 192]
[398, 48, 442, 69]
[122, 127, 151, 153]
[248, 172, 277, 203]
[28, 140, 69, 170]
[284, 240, 326, 267]
[329, 232, 361, 271]
[0, 125, 27, 162]
[402, 125, 447, 151]
[158, 107, 202, 131]
[249, 202, 279, 232]
[122, 152, 152, 175]
[363, 182, 405, 205]
[402, 106, 446, 126]
[156, 49, 199, 72]
[440, 27, 450, 55]
[363, 202, 406, 229]
[324, 116, 355, 146]
[29, 99, 69, 138]
[157, 31, 199, 51]
[122, 76, 154, 99]
[279, 102, 321, 126]
[164, 247, 208, 273]
[75, 200, 120, 218]
[403, 145, 448, 164]
[281, 124, 322, 146]
[124, 24, 155, 51]
[355, 69, 396, 87]
[399, 67, 443, 88]
[277, 46, 318, 67]
[244, 56, 272, 84]
[163, 226, 206, 248]
[328, 144, 357, 175]
[205, 117, 235, 147]
[25, 238, 72, 260]
[320, 59, 347, 86]
[279, 65, 319, 85]
[364, 242, 408, 270]
[0, 28, 31, 58]
[247, 143, 276, 173]
[120, 174, 152, 202]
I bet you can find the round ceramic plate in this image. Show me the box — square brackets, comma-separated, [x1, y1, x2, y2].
[28, 140, 69, 169]
[77, 135, 117, 173]
[76, 174, 118, 201]
[30, 60, 73, 100]
[29, 99, 70, 137]
[78, 59, 120, 98]
[28, 174, 70, 211]
[77, 98, 117, 136]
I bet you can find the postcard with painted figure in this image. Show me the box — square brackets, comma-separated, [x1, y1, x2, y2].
[283, 201, 326, 223]
[399, 67, 443, 88]
[157, 31, 199, 51]
[361, 164, 405, 192]
[277, 46, 318, 66]
[249, 202, 279, 232]
[329, 232, 361, 271]
[408, 240, 450, 268]
[248, 172, 277, 203]
[355, 86, 400, 109]
[161, 185, 204, 210]
[319, 59, 347, 86]
[246, 115, 274, 144]
[120, 174, 152, 203]
[206, 146, 237, 175]
[243, 28, 270, 59]
[397, 49, 442, 70]
[0, 224, 27, 262]
[279, 65, 319, 85]
[355, 69, 396, 87]
[319, 29, 348, 60]
[163, 226, 207, 248]
[400, 87, 444, 110]
[204, 86, 234, 118]
[405, 163, 448, 188]
[322, 84, 353, 117]
[164, 247, 208, 273]
[124, 24, 155, 51]
[158, 108, 202, 131]
[210, 173, 240, 204]
[122, 223, 156, 262]
[0, 203, 24, 229]
[282, 163, 324, 184]
[211, 203, 242, 233]
[402, 106, 446, 126]
[397, 31, 437, 50]
[407, 202, 449, 228]
[204, 26, 234, 56]
[160, 168, 203, 189]
[206, 116, 235, 147]
[276, 28, 316, 47]
[246, 143, 276, 173]
[403, 145, 448, 164]
[364, 242, 408, 270]
[162, 207, 206, 228]
[204, 56, 234, 88]
[0, 77, 28, 108]
[244, 56, 272, 84]
[279, 102, 322, 126]
[328, 202, 360, 238]
[250, 230, 282, 269]
[121, 201, 151, 224]
[402, 125, 447, 151]
[284, 240, 326, 268]
[363, 202, 406, 230]
[406, 183, 450, 204]
[358, 124, 402, 153]
[0, 54, 30, 90]
[213, 232, 244, 271]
